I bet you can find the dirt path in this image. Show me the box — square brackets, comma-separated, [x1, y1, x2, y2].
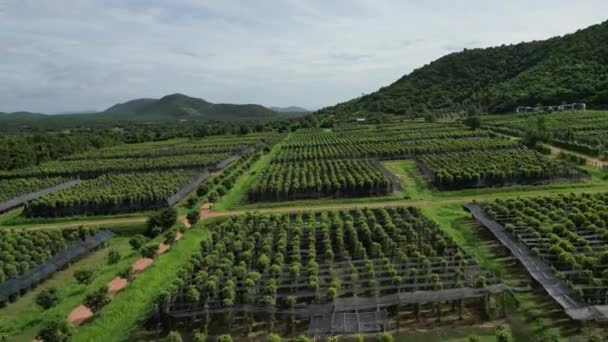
[107, 277, 128, 295]
[68, 305, 93, 326]
[548, 145, 608, 168]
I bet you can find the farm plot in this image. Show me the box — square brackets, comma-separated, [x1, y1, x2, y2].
[23, 170, 204, 217]
[159, 207, 505, 334]
[417, 149, 587, 190]
[0, 227, 100, 289]
[248, 159, 394, 201]
[485, 111, 608, 158]
[0, 177, 68, 202]
[0, 153, 228, 179]
[62, 133, 278, 161]
[480, 193, 608, 305]
[274, 123, 516, 161]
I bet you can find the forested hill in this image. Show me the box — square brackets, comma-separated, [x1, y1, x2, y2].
[318, 20, 608, 118]
[104, 93, 280, 120]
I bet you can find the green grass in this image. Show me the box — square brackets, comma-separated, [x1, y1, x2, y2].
[71, 220, 213, 342]
[0, 210, 149, 228]
[0, 237, 139, 342]
[394, 326, 497, 342]
[214, 140, 285, 211]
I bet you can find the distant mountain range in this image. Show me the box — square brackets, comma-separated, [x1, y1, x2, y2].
[270, 106, 310, 113]
[105, 93, 281, 120]
[318, 20, 608, 118]
[0, 94, 308, 130]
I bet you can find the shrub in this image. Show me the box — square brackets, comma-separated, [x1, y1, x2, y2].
[129, 234, 149, 250]
[140, 243, 158, 259]
[187, 210, 199, 225]
[35, 287, 61, 310]
[106, 248, 121, 265]
[378, 332, 394, 342]
[193, 332, 207, 342]
[147, 207, 177, 235]
[166, 331, 183, 342]
[37, 320, 72, 342]
[495, 325, 512, 342]
[217, 334, 233, 342]
[295, 335, 312, 342]
[267, 333, 282, 342]
[84, 286, 111, 313]
[118, 267, 134, 281]
[207, 191, 219, 203]
[73, 269, 95, 285]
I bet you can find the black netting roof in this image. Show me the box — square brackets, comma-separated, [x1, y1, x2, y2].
[0, 230, 113, 302]
[0, 179, 80, 213]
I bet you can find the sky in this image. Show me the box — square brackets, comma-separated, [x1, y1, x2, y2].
[1, 1, 607, 113]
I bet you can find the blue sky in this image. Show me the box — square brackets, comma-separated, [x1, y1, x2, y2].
[1, 0, 607, 113]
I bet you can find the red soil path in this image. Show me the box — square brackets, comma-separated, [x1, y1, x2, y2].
[132, 257, 154, 273]
[176, 231, 183, 241]
[68, 304, 93, 326]
[157, 243, 170, 255]
[107, 276, 128, 295]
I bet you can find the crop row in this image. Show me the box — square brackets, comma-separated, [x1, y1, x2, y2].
[273, 137, 518, 161]
[248, 159, 393, 201]
[0, 177, 67, 203]
[63, 133, 276, 161]
[482, 193, 608, 304]
[160, 207, 497, 313]
[0, 153, 228, 179]
[23, 170, 200, 217]
[418, 149, 585, 190]
[0, 227, 99, 284]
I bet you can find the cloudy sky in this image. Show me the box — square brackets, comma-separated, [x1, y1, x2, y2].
[1, 1, 607, 113]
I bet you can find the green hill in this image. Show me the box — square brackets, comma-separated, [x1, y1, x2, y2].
[318, 20, 608, 118]
[105, 93, 279, 120]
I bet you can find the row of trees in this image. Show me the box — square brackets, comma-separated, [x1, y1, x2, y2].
[249, 159, 393, 201]
[483, 193, 608, 303]
[0, 176, 66, 203]
[0, 152, 228, 179]
[420, 148, 584, 189]
[0, 227, 98, 285]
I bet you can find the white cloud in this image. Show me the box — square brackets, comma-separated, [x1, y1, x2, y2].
[0, 0, 607, 113]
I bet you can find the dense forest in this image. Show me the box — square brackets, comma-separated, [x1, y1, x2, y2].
[317, 20, 608, 118]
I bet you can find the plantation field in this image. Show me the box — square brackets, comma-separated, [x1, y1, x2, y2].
[159, 207, 504, 336]
[481, 193, 608, 304]
[3, 119, 608, 341]
[418, 148, 586, 190]
[23, 170, 203, 217]
[485, 110, 608, 158]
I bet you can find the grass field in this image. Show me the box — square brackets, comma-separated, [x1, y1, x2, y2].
[71, 220, 213, 342]
[0, 236, 139, 342]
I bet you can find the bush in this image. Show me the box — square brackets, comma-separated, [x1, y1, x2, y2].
[207, 191, 219, 203]
[267, 333, 282, 342]
[295, 335, 312, 342]
[73, 269, 95, 285]
[468, 336, 481, 342]
[129, 234, 149, 250]
[495, 325, 512, 342]
[106, 248, 121, 265]
[217, 334, 233, 342]
[197, 183, 210, 197]
[118, 267, 134, 281]
[140, 243, 158, 259]
[35, 287, 61, 310]
[187, 210, 199, 225]
[164, 228, 178, 245]
[147, 207, 177, 235]
[166, 331, 183, 342]
[37, 320, 72, 342]
[84, 286, 111, 313]
[193, 332, 207, 342]
[378, 332, 394, 342]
